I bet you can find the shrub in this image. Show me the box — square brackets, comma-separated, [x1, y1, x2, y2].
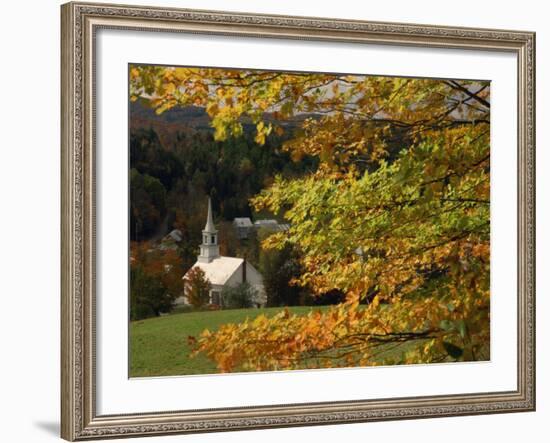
[221, 282, 258, 309]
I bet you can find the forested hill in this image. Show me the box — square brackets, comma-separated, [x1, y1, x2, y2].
[130, 99, 212, 144]
[129, 99, 318, 268]
[130, 99, 315, 150]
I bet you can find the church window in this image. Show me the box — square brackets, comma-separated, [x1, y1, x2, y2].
[211, 235, 215, 244]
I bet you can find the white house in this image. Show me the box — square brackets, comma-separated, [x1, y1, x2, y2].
[178, 198, 266, 307]
[232, 217, 254, 239]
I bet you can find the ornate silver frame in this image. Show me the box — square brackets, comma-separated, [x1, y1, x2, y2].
[61, 2, 536, 440]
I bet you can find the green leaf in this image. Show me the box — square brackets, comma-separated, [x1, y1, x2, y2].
[439, 319, 454, 331]
[456, 320, 467, 339]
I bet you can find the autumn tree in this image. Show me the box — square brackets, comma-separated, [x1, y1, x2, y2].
[217, 220, 240, 257]
[184, 267, 211, 308]
[131, 66, 490, 372]
[258, 229, 303, 307]
[130, 241, 184, 319]
[130, 169, 167, 240]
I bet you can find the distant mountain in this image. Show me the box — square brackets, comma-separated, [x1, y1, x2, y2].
[130, 98, 319, 149]
[130, 99, 208, 138]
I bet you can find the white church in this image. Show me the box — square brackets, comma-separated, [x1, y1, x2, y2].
[179, 198, 267, 308]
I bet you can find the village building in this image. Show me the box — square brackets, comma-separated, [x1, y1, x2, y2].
[232, 217, 254, 239]
[232, 217, 290, 239]
[254, 219, 290, 233]
[179, 198, 267, 307]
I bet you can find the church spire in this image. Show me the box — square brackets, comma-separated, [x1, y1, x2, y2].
[198, 197, 220, 263]
[204, 197, 217, 233]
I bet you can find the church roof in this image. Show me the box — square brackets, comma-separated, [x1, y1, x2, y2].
[203, 197, 217, 233]
[186, 256, 244, 286]
[233, 217, 253, 227]
[254, 219, 278, 227]
[254, 219, 290, 232]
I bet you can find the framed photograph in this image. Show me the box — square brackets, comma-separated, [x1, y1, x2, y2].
[61, 1, 535, 440]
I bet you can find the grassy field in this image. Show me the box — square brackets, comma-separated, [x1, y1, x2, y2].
[130, 306, 329, 377]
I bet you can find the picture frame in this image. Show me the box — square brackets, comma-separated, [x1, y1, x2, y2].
[61, 1, 536, 440]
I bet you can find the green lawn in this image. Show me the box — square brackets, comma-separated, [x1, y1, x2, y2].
[130, 306, 328, 377]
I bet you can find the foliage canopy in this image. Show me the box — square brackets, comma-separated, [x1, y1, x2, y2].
[131, 66, 490, 371]
[130, 241, 184, 320]
[184, 267, 212, 308]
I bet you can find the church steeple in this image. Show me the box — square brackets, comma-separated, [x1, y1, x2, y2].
[204, 197, 216, 232]
[198, 197, 220, 263]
